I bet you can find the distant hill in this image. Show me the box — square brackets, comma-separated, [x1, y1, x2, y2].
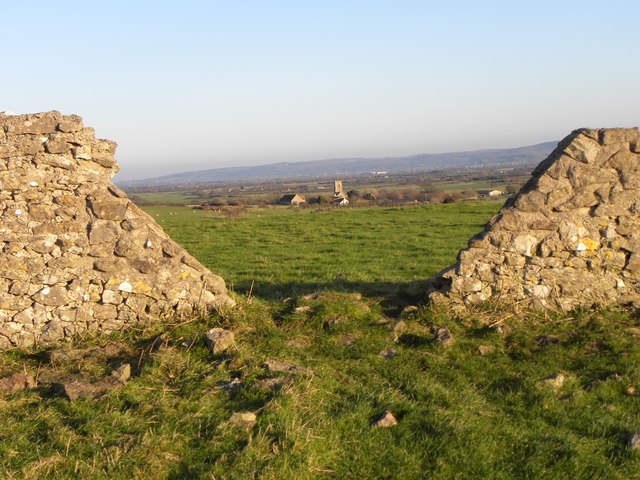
[116, 141, 557, 188]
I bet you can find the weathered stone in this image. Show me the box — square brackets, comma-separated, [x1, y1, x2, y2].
[253, 377, 292, 391]
[93, 257, 128, 273]
[435, 326, 454, 347]
[429, 128, 640, 311]
[44, 134, 70, 154]
[215, 377, 243, 392]
[540, 373, 565, 388]
[512, 234, 538, 256]
[262, 359, 313, 375]
[626, 254, 640, 273]
[57, 115, 83, 133]
[53, 363, 130, 400]
[4, 112, 59, 135]
[88, 220, 120, 244]
[33, 286, 68, 306]
[0, 373, 36, 392]
[371, 410, 398, 428]
[40, 320, 65, 342]
[629, 433, 640, 450]
[391, 320, 407, 342]
[378, 348, 398, 359]
[229, 411, 257, 429]
[204, 328, 235, 355]
[89, 195, 128, 221]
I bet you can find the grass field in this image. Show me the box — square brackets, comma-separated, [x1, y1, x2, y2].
[1, 202, 640, 479]
[146, 202, 500, 299]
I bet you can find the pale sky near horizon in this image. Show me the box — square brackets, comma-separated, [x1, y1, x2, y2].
[4, 1, 639, 180]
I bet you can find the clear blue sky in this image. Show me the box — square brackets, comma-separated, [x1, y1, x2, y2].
[4, 0, 639, 180]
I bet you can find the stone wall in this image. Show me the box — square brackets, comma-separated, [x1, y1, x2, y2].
[429, 127, 640, 311]
[0, 111, 234, 348]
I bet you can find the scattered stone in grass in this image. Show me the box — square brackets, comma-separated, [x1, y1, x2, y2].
[230, 411, 257, 429]
[294, 306, 312, 313]
[379, 348, 398, 359]
[435, 327, 454, 347]
[38, 370, 91, 385]
[626, 387, 637, 396]
[53, 363, 131, 400]
[204, 328, 235, 355]
[535, 335, 561, 346]
[400, 305, 419, 317]
[215, 377, 243, 392]
[262, 359, 313, 375]
[44, 343, 125, 363]
[282, 297, 293, 304]
[0, 373, 36, 392]
[111, 363, 131, 383]
[253, 377, 292, 391]
[324, 317, 347, 329]
[630, 433, 640, 449]
[391, 320, 407, 342]
[540, 373, 565, 389]
[300, 292, 321, 301]
[626, 327, 640, 336]
[371, 411, 398, 428]
[477, 345, 495, 355]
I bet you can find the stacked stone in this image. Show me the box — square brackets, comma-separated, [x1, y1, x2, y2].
[0, 111, 234, 348]
[429, 128, 640, 311]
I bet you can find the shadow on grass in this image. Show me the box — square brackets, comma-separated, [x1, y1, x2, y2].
[235, 278, 434, 312]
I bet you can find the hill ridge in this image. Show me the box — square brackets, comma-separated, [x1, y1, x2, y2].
[116, 141, 557, 187]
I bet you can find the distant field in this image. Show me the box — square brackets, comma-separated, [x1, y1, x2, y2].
[132, 191, 208, 204]
[436, 181, 494, 191]
[144, 202, 502, 298]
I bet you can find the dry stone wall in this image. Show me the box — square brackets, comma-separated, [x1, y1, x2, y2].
[0, 111, 234, 348]
[429, 127, 640, 311]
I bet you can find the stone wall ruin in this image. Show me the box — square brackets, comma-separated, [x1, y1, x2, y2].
[429, 127, 640, 311]
[0, 111, 234, 348]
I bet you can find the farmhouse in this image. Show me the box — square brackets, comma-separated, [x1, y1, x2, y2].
[279, 193, 305, 205]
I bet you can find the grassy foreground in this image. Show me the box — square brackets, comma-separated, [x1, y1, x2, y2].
[1, 203, 640, 479]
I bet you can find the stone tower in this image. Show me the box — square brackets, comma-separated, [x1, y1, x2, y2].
[0, 111, 234, 348]
[429, 128, 640, 311]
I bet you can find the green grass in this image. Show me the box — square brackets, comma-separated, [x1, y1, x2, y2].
[2, 202, 640, 479]
[147, 202, 501, 299]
